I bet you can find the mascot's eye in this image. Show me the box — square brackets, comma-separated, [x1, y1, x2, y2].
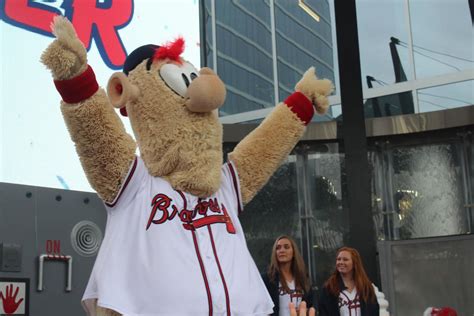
[159, 62, 199, 97]
[182, 74, 190, 87]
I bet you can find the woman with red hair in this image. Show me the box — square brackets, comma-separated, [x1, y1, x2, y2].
[318, 247, 379, 316]
[262, 235, 315, 315]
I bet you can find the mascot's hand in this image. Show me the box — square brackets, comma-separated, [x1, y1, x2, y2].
[40, 15, 88, 81]
[295, 67, 333, 115]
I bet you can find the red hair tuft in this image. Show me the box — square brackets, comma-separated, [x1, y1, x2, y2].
[153, 37, 185, 64]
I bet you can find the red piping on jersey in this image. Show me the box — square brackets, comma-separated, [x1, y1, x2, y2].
[208, 226, 231, 316]
[105, 157, 138, 207]
[191, 229, 213, 316]
[177, 192, 213, 315]
[339, 291, 361, 316]
[226, 162, 242, 215]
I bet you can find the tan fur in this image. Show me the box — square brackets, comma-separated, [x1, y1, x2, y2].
[40, 16, 87, 80]
[295, 67, 333, 114]
[61, 90, 136, 203]
[125, 61, 223, 197]
[96, 306, 121, 316]
[229, 104, 306, 204]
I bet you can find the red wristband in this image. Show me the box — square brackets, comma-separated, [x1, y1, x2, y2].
[284, 92, 314, 125]
[54, 65, 99, 103]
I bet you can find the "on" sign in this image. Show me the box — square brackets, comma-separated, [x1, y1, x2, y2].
[45, 240, 61, 255]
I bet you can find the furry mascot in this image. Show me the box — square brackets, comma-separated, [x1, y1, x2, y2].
[41, 16, 332, 316]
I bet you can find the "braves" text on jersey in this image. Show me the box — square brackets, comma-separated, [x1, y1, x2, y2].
[146, 193, 236, 234]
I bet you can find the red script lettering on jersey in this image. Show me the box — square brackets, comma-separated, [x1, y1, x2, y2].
[146, 193, 236, 233]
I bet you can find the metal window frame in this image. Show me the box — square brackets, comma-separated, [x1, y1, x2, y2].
[219, 70, 474, 123]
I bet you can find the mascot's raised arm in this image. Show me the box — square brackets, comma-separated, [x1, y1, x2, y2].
[41, 16, 332, 316]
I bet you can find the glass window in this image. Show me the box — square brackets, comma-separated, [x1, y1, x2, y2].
[238, 155, 300, 272]
[306, 144, 347, 288]
[417, 80, 474, 112]
[409, 0, 473, 79]
[213, 0, 274, 116]
[328, 102, 341, 120]
[203, 0, 214, 69]
[274, 0, 335, 100]
[356, 0, 411, 89]
[208, 0, 341, 122]
[356, 0, 473, 118]
[373, 142, 470, 240]
[364, 91, 416, 117]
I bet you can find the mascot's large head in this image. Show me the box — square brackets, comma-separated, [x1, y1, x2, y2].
[105, 38, 227, 197]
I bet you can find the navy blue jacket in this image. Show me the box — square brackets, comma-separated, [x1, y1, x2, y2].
[318, 275, 379, 316]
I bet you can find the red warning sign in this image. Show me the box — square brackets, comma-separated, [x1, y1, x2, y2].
[0, 278, 29, 315]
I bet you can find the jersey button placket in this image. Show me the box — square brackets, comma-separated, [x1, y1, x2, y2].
[201, 231, 225, 313]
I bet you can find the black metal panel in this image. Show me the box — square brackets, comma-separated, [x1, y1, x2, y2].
[334, 0, 378, 284]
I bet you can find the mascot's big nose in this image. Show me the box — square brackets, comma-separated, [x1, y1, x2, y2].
[185, 67, 226, 113]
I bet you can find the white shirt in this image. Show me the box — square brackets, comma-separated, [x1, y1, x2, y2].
[278, 280, 304, 316]
[338, 288, 361, 316]
[82, 157, 273, 316]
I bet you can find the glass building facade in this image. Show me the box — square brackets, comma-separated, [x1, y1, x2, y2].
[203, 1, 473, 314]
[203, 0, 335, 119]
[205, 0, 473, 123]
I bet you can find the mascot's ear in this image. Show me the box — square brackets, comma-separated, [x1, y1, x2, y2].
[107, 72, 140, 109]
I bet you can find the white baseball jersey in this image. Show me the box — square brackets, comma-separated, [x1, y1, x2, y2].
[82, 156, 273, 316]
[278, 280, 303, 316]
[338, 289, 361, 316]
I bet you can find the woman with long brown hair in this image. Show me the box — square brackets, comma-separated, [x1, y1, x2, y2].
[262, 235, 314, 316]
[318, 247, 379, 316]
